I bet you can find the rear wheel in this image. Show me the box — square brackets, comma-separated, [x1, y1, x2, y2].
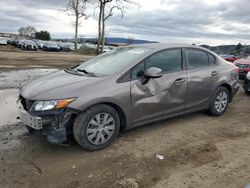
[207, 86, 229, 116]
[73, 104, 120, 151]
[244, 89, 250, 95]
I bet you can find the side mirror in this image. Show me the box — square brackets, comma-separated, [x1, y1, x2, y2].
[141, 67, 162, 85]
[145, 67, 163, 78]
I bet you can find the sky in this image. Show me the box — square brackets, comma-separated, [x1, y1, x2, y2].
[0, 0, 250, 45]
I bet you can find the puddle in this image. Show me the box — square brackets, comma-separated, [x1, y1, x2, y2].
[0, 68, 58, 89]
[0, 89, 19, 126]
[0, 69, 58, 126]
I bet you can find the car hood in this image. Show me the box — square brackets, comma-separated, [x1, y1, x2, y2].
[20, 70, 106, 100]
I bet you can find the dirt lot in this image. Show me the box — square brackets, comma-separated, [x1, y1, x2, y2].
[0, 45, 93, 69]
[0, 48, 250, 188]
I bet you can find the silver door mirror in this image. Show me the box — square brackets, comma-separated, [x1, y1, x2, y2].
[145, 67, 163, 78]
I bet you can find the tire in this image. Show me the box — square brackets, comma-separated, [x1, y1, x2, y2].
[245, 90, 250, 95]
[207, 86, 230, 116]
[73, 104, 120, 151]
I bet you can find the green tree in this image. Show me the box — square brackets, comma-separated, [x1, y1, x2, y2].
[235, 42, 242, 54]
[35, 31, 51, 40]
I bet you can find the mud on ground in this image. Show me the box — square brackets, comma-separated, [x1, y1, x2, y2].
[0, 48, 250, 188]
[1, 88, 250, 188]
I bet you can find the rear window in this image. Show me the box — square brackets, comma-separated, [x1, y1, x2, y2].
[187, 49, 209, 69]
[208, 53, 216, 65]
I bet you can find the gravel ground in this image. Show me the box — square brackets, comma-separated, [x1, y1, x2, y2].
[0, 47, 93, 70]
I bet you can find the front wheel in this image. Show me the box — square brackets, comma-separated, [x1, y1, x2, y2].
[207, 86, 229, 116]
[73, 104, 120, 151]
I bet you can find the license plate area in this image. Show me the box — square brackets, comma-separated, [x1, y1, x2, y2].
[18, 101, 42, 130]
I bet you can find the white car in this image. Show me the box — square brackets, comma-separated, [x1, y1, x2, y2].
[22, 40, 38, 51]
[0, 37, 7, 45]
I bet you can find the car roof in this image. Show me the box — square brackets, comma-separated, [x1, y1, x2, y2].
[126, 43, 208, 52]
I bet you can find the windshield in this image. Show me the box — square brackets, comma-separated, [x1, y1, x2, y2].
[75, 47, 149, 76]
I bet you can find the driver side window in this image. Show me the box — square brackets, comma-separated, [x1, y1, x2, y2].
[145, 49, 182, 73]
[130, 49, 182, 80]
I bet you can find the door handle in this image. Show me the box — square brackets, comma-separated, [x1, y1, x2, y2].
[174, 77, 186, 85]
[211, 71, 219, 76]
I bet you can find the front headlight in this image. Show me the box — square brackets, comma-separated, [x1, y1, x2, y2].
[246, 72, 250, 80]
[31, 98, 76, 111]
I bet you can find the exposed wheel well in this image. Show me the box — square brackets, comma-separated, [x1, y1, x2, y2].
[220, 84, 232, 102]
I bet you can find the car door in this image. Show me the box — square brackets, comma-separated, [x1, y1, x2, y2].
[130, 48, 187, 125]
[185, 48, 220, 111]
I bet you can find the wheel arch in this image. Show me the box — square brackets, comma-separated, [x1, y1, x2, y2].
[220, 83, 233, 102]
[102, 102, 127, 130]
[79, 102, 128, 131]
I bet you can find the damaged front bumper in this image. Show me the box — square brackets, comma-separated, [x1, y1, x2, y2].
[17, 100, 79, 144]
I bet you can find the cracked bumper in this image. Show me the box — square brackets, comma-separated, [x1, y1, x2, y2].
[18, 100, 78, 144]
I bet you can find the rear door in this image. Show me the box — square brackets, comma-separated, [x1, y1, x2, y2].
[130, 48, 187, 124]
[185, 48, 220, 111]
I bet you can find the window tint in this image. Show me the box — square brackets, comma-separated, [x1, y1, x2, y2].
[131, 62, 144, 80]
[145, 49, 182, 73]
[118, 71, 130, 82]
[208, 53, 216, 65]
[187, 49, 209, 69]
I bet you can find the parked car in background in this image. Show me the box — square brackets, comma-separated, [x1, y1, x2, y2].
[43, 42, 60, 52]
[243, 72, 250, 95]
[15, 39, 25, 48]
[234, 56, 250, 78]
[220, 54, 239, 63]
[80, 43, 97, 50]
[58, 42, 74, 52]
[0, 37, 8, 45]
[102, 45, 113, 52]
[7, 38, 15, 45]
[18, 44, 240, 151]
[33, 39, 45, 49]
[22, 40, 38, 51]
[80, 43, 114, 53]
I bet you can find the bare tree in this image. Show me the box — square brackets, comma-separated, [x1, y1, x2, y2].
[96, 0, 138, 54]
[64, 0, 88, 51]
[18, 26, 36, 38]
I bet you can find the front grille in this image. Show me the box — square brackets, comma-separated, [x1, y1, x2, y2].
[235, 63, 250, 69]
[20, 95, 34, 111]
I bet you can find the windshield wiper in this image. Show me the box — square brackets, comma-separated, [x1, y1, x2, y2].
[76, 69, 96, 77]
